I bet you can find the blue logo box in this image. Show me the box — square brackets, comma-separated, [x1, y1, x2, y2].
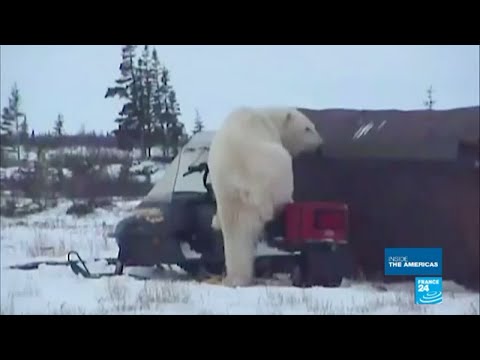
[415, 277, 443, 304]
[384, 248, 442, 276]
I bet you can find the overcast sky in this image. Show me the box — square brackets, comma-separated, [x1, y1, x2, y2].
[1, 45, 479, 134]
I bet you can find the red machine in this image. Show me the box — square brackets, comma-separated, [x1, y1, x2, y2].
[263, 201, 353, 287]
[284, 201, 349, 248]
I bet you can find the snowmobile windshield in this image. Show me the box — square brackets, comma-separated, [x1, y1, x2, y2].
[140, 131, 215, 205]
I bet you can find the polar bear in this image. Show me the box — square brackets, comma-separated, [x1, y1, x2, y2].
[207, 106, 324, 287]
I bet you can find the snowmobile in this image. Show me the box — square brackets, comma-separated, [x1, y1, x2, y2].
[102, 162, 353, 287]
[76, 132, 353, 286]
[11, 131, 354, 287]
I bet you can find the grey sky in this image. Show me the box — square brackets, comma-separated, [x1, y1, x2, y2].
[1, 45, 479, 135]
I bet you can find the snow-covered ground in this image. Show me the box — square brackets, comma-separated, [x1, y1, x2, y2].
[1, 199, 479, 315]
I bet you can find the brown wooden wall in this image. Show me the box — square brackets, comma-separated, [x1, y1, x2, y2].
[293, 155, 479, 290]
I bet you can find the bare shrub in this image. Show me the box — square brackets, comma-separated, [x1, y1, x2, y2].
[301, 292, 335, 314]
[136, 281, 191, 310]
[26, 229, 67, 258]
[97, 278, 131, 314]
[0, 198, 17, 217]
[466, 301, 479, 315]
[263, 289, 302, 308]
[1, 293, 16, 315]
[50, 303, 87, 315]
[48, 147, 131, 169]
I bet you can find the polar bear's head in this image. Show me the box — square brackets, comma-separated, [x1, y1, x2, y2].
[278, 109, 324, 157]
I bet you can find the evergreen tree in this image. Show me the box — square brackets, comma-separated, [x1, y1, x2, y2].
[158, 68, 184, 157]
[138, 45, 156, 158]
[106, 45, 144, 154]
[54, 113, 64, 136]
[424, 85, 436, 110]
[151, 48, 168, 156]
[156, 67, 173, 156]
[107, 45, 187, 159]
[20, 115, 29, 143]
[192, 109, 204, 134]
[1, 83, 24, 161]
[20, 115, 30, 157]
[167, 89, 185, 157]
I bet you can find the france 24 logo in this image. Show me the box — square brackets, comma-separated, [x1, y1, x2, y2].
[415, 277, 442, 305]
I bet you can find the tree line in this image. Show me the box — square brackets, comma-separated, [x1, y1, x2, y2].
[107, 45, 204, 159]
[1, 45, 207, 165]
[0, 84, 82, 164]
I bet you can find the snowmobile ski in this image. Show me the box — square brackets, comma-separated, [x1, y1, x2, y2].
[8, 254, 118, 271]
[66, 251, 162, 281]
[66, 251, 120, 279]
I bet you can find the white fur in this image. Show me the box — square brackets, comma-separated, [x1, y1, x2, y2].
[208, 106, 323, 287]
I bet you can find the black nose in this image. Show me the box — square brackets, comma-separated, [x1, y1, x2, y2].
[315, 145, 324, 157]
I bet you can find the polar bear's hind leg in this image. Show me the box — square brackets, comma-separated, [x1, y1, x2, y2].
[217, 199, 264, 287]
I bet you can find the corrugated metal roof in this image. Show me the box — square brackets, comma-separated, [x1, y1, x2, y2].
[299, 106, 479, 160]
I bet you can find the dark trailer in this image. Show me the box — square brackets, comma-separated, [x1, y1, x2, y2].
[294, 106, 479, 290]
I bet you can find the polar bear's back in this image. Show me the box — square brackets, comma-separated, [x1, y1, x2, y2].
[214, 106, 287, 145]
[208, 107, 294, 210]
[208, 107, 287, 179]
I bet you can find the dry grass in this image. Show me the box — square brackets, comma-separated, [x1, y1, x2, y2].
[50, 303, 87, 315]
[97, 278, 133, 313]
[2, 199, 478, 316]
[10, 218, 115, 260]
[136, 281, 191, 309]
[95, 278, 192, 314]
[467, 301, 479, 315]
[1, 294, 16, 315]
[2, 279, 478, 315]
[27, 229, 67, 258]
[256, 286, 433, 315]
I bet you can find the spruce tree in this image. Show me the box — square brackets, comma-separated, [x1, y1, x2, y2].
[151, 48, 167, 156]
[1, 83, 24, 161]
[138, 45, 156, 158]
[166, 89, 184, 157]
[158, 67, 185, 157]
[54, 113, 64, 136]
[106, 45, 144, 156]
[193, 109, 204, 134]
[106, 45, 187, 159]
[20, 115, 30, 156]
[158, 67, 173, 155]
[424, 85, 436, 110]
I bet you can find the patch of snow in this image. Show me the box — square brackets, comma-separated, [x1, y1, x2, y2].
[130, 160, 163, 175]
[104, 163, 123, 179]
[256, 241, 299, 257]
[0, 167, 22, 181]
[62, 168, 73, 178]
[181, 243, 202, 259]
[1, 199, 478, 315]
[44, 146, 131, 161]
[132, 174, 148, 183]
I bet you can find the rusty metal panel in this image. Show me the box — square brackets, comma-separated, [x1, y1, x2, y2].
[293, 155, 479, 290]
